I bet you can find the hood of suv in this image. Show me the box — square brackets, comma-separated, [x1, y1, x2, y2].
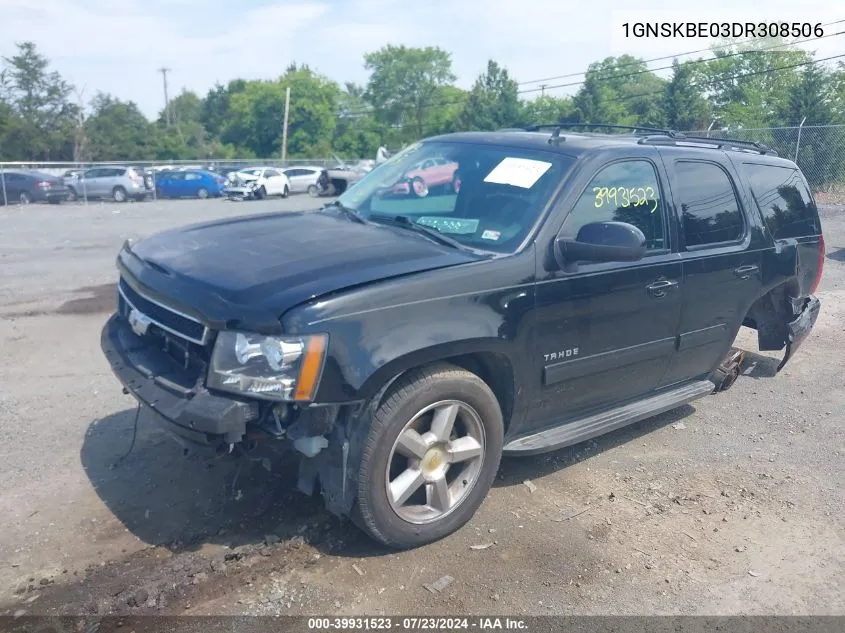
[121, 209, 482, 331]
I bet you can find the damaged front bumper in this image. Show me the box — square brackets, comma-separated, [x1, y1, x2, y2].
[100, 314, 259, 445]
[777, 295, 821, 372]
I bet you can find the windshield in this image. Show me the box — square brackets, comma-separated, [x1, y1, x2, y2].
[336, 141, 574, 253]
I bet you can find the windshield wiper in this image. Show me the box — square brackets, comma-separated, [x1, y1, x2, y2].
[370, 214, 469, 251]
[324, 200, 369, 224]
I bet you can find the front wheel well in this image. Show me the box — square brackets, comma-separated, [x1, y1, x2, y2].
[373, 352, 516, 434]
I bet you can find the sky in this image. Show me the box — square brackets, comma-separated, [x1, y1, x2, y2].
[0, 0, 842, 119]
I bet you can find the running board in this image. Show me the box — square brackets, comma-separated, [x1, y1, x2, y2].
[503, 380, 714, 456]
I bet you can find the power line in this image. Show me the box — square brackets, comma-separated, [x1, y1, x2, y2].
[518, 30, 845, 95]
[346, 52, 845, 132]
[609, 52, 845, 104]
[338, 31, 844, 119]
[518, 18, 845, 86]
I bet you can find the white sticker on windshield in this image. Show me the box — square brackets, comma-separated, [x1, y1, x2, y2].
[484, 157, 552, 189]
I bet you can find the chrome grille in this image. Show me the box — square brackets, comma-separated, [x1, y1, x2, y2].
[118, 278, 210, 345]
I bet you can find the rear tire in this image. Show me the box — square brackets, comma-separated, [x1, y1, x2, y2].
[67, 187, 77, 202]
[19, 191, 32, 204]
[282, 185, 290, 199]
[112, 186, 127, 203]
[352, 363, 503, 549]
[307, 184, 319, 197]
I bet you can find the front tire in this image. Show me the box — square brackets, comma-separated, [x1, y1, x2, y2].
[307, 184, 319, 197]
[282, 185, 290, 198]
[352, 363, 503, 549]
[197, 187, 209, 199]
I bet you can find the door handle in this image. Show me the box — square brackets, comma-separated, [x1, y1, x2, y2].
[733, 265, 759, 280]
[646, 279, 679, 298]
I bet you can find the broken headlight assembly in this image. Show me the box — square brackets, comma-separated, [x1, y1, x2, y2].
[207, 331, 327, 402]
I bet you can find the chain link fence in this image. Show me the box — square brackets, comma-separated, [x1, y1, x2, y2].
[0, 157, 374, 205]
[681, 125, 845, 205]
[3, 126, 845, 206]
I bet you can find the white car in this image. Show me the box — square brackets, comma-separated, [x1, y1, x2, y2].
[282, 166, 324, 195]
[232, 167, 291, 198]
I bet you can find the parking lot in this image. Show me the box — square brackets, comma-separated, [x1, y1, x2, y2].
[0, 196, 843, 617]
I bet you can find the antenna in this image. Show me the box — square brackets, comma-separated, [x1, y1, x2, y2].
[158, 67, 171, 127]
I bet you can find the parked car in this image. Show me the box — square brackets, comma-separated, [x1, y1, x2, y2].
[282, 166, 323, 195]
[155, 169, 227, 199]
[66, 166, 152, 202]
[223, 167, 291, 200]
[390, 156, 459, 197]
[100, 126, 823, 549]
[0, 170, 69, 205]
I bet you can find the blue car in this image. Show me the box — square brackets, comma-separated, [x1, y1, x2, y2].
[155, 169, 226, 199]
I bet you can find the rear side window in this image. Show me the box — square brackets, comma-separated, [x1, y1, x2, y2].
[561, 159, 667, 251]
[741, 163, 821, 239]
[674, 161, 744, 247]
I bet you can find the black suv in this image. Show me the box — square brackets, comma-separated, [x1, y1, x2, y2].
[101, 126, 823, 548]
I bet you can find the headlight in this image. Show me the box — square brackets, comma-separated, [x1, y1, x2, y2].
[207, 331, 328, 402]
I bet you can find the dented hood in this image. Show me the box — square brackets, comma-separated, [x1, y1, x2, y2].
[119, 209, 481, 332]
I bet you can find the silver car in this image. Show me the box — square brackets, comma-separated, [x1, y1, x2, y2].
[66, 166, 152, 202]
[282, 165, 323, 195]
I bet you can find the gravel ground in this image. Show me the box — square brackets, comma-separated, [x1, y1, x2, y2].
[0, 197, 843, 618]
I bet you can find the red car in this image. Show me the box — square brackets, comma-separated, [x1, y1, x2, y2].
[392, 157, 460, 197]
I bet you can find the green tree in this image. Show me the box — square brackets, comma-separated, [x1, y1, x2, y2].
[519, 95, 580, 125]
[455, 60, 520, 131]
[85, 93, 157, 160]
[573, 55, 667, 127]
[222, 67, 339, 158]
[695, 39, 810, 128]
[425, 85, 467, 135]
[334, 83, 384, 159]
[161, 89, 203, 126]
[201, 79, 246, 138]
[1, 41, 77, 160]
[363, 45, 456, 138]
[663, 59, 712, 131]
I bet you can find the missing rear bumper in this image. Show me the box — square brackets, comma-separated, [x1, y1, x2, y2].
[776, 295, 821, 372]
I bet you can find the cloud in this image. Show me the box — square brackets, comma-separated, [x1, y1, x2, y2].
[1, 0, 842, 118]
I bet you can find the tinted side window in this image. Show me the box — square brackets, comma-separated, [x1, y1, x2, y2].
[561, 160, 667, 251]
[741, 163, 821, 239]
[265, 169, 280, 177]
[675, 161, 744, 247]
[185, 172, 201, 180]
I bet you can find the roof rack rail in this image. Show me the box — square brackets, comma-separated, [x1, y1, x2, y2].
[638, 133, 777, 156]
[526, 122, 681, 137]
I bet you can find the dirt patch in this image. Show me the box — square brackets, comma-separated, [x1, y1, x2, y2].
[1, 284, 116, 319]
[55, 284, 116, 315]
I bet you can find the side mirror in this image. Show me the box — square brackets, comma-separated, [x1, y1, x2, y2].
[554, 221, 647, 267]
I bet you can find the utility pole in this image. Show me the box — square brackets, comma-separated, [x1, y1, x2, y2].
[158, 67, 171, 127]
[281, 85, 291, 161]
[539, 84, 548, 97]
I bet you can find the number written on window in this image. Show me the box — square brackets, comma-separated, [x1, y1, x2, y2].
[592, 185, 658, 213]
[562, 160, 667, 251]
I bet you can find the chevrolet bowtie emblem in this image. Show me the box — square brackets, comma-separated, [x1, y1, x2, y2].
[128, 308, 152, 337]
